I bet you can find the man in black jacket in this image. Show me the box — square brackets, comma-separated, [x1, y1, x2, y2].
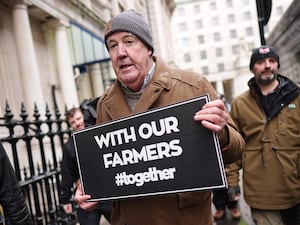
[60, 107, 112, 224]
[0, 142, 33, 225]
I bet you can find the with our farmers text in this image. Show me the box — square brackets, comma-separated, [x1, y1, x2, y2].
[93, 116, 182, 186]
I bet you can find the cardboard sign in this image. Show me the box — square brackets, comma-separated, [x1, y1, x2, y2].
[73, 95, 227, 201]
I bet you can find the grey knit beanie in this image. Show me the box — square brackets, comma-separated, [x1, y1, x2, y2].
[104, 9, 153, 53]
[249, 45, 280, 70]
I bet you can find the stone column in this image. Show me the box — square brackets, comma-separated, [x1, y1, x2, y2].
[216, 80, 224, 95]
[12, 2, 44, 111]
[76, 70, 93, 102]
[89, 63, 105, 98]
[53, 20, 79, 109]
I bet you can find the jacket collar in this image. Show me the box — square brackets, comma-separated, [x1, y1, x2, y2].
[149, 56, 172, 90]
[248, 74, 300, 120]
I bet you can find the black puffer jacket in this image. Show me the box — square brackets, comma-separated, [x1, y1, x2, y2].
[0, 142, 33, 225]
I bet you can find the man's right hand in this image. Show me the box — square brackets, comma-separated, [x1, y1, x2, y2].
[74, 183, 98, 211]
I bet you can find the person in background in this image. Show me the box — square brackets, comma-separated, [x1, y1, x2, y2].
[212, 162, 241, 220]
[218, 93, 231, 112]
[74, 9, 245, 225]
[228, 45, 300, 225]
[0, 141, 33, 225]
[213, 94, 241, 220]
[60, 107, 112, 225]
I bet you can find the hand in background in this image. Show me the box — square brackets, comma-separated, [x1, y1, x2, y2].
[63, 203, 73, 214]
[227, 185, 241, 202]
[74, 183, 98, 211]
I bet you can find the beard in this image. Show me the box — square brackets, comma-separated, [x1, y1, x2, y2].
[256, 72, 277, 86]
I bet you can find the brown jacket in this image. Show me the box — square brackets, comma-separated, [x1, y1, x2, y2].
[96, 57, 244, 225]
[229, 75, 300, 210]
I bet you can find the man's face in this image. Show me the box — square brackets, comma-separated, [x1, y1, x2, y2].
[251, 57, 278, 86]
[68, 111, 85, 131]
[106, 32, 153, 92]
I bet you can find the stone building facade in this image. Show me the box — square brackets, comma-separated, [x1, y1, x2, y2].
[0, 0, 175, 116]
[171, 0, 293, 101]
[267, 0, 300, 85]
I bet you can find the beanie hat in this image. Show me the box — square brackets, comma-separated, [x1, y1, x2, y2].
[104, 9, 153, 53]
[249, 45, 280, 70]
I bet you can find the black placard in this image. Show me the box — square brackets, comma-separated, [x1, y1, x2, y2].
[73, 95, 227, 201]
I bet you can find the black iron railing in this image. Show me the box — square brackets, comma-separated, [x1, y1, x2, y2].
[0, 101, 77, 225]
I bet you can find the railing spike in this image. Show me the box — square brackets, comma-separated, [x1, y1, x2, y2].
[20, 102, 28, 120]
[33, 102, 40, 120]
[45, 103, 52, 119]
[4, 100, 14, 121]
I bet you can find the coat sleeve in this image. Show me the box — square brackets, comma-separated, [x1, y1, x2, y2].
[225, 160, 242, 186]
[201, 77, 244, 165]
[220, 115, 245, 165]
[223, 98, 243, 185]
[0, 143, 33, 225]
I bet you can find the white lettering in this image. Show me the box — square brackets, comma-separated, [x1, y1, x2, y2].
[138, 123, 152, 139]
[138, 116, 180, 140]
[102, 139, 183, 168]
[115, 167, 177, 186]
[94, 126, 137, 149]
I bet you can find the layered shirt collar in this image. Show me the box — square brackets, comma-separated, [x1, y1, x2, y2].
[121, 61, 156, 92]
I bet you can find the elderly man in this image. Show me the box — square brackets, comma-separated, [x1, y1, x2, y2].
[75, 9, 244, 225]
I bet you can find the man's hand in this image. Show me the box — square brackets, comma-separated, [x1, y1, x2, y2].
[227, 185, 241, 202]
[74, 183, 98, 211]
[194, 99, 228, 135]
[63, 203, 73, 214]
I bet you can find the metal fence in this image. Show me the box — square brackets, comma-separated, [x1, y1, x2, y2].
[0, 101, 77, 225]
